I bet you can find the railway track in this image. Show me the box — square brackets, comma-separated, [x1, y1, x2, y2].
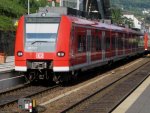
[0, 82, 59, 109]
[61, 60, 150, 113]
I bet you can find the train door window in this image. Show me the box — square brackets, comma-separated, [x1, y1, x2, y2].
[136, 35, 139, 48]
[134, 36, 136, 48]
[91, 30, 96, 52]
[71, 26, 77, 54]
[78, 35, 86, 53]
[105, 33, 110, 50]
[92, 36, 96, 52]
[125, 34, 128, 49]
[121, 35, 124, 49]
[122, 34, 125, 49]
[118, 37, 120, 49]
[130, 34, 132, 49]
[128, 35, 130, 49]
[133, 35, 135, 49]
[96, 35, 101, 51]
[91, 30, 101, 52]
[118, 33, 123, 49]
[112, 36, 116, 50]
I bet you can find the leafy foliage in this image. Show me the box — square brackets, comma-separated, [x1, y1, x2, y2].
[15, 0, 48, 13]
[0, 0, 26, 18]
[111, 7, 134, 27]
[0, 0, 48, 31]
[111, 0, 150, 10]
[0, 0, 25, 31]
[0, 15, 14, 31]
[111, 7, 123, 25]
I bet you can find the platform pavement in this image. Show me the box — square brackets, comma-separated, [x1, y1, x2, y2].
[112, 75, 150, 113]
[0, 56, 14, 73]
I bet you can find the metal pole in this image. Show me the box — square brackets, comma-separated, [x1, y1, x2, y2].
[28, 0, 30, 14]
[85, 0, 89, 12]
[77, 0, 79, 10]
[60, 0, 62, 6]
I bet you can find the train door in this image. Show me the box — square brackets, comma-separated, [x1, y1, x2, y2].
[86, 30, 91, 64]
[105, 31, 111, 58]
[102, 31, 105, 60]
[111, 32, 116, 57]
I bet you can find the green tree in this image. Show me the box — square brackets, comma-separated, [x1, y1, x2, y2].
[0, 0, 26, 31]
[0, 0, 49, 30]
[111, 7, 123, 25]
[15, 0, 48, 13]
[122, 17, 134, 28]
[111, 7, 134, 27]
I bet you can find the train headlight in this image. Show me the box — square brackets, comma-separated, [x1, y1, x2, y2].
[57, 51, 65, 57]
[17, 51, 23, 57]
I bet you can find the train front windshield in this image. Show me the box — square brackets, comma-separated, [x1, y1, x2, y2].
[25, 17, 60, 52]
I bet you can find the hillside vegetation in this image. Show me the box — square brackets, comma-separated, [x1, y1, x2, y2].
[111, 0, 150, 11]
[110, 0, 150, 24]
[0, 0, 48, 31]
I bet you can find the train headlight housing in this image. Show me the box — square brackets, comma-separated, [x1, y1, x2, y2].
[17, 51, 23, 57]
[57, 51, 65, 57]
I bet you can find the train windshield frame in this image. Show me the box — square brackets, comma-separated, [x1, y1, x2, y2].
[24, 17, 60, 52]
[25, 23, 59, 42]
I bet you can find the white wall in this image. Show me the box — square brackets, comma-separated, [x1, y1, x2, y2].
[123, 14, 141, 29]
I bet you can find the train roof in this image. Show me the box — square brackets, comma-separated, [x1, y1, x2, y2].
[25, 12, 61, 18]
[68, 16, 143, 36]
[24, 10, 143, 36]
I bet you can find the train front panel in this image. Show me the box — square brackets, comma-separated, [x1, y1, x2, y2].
[15, 14, 72, 82]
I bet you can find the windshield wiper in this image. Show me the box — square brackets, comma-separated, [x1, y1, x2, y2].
[31, 41, 48, 45]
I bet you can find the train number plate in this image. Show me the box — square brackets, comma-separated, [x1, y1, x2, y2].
[36, 53, 44, 59]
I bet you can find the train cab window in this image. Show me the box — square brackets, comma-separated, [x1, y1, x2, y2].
[78, 35, 86, 53]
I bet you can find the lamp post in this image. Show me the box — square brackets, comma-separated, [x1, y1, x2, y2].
[28, 0, 30, 14]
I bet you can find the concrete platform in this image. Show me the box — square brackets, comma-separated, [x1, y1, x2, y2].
[112, 75, 150, 113]
[0, 56, 14, 73]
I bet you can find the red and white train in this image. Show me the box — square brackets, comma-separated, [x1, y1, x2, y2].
[15, 10, 145, 83]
